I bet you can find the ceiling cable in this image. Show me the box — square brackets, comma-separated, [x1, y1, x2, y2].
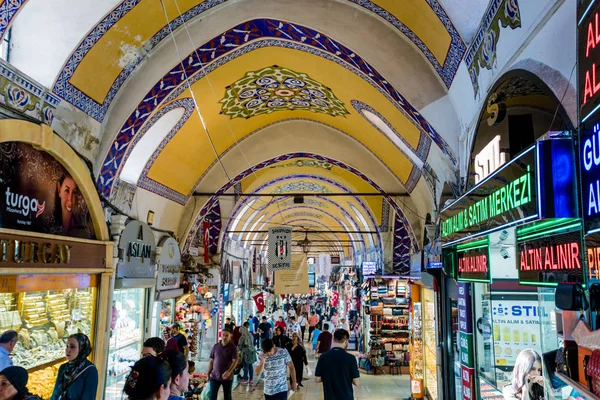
[159, 0, 231, 183]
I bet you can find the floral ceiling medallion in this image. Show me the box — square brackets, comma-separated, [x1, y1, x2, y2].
[219, 65, 349, 119]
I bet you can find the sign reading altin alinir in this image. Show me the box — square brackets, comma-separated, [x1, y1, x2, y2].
[440, 147, 538, 244]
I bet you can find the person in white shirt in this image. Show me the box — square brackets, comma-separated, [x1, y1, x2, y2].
[297, 313, 308, 342]
[288, 308, 296, 318]
[339, 318, 350, 331]
[288, 317, 301, 336]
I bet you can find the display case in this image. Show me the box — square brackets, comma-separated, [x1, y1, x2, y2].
[105, 288, 146, 400]
[156, 298, 175, 336]
[0, 279, 97, 399]
[423, 289, 438, 400]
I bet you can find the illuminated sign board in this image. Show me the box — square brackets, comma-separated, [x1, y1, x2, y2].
[456, 238, 490, 283]
[517, 225, 583, 286]
[441, 146, 537, 244]
[442, 139, 577, 245]
[581, 114, 600, 233]
[579, 1, 600, 121]
[457, 248, 490, 283]
[585, 235, 600, 283]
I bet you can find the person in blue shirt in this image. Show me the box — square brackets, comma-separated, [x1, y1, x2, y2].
[251, 314, 260, 348]
[161, 350, 190, 400]
[0, 330, 17, 372]
[311, 323, 322, 358]
[50, 333, 98, 400]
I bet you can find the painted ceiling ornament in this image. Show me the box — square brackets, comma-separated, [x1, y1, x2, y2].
[271, 159, 333, 170]
[272, 180, 332, 194]
[219, 65, 349, 119]
[464, 0, 521, 96]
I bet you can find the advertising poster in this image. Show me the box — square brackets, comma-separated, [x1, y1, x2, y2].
[491, 297, 543, 368]
[0, 142, 95, 239]
[274, 254, 309, 294]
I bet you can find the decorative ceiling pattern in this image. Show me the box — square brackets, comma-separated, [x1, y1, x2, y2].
[0, 0, 27, 40]
[219, 65, 348, 119]
[272, 180, 333, 194]
[47, 0, 462, 121]
[98, 18, 455, 199]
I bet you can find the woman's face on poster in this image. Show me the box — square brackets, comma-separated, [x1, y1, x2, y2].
[58, 176, 77, 216]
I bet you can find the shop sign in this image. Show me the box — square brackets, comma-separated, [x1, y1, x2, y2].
[117, 220, 156, 279]
[461, 365, 475, 400]
[0, 232, 105, 269]
[474, 135, 506, 184]
[441, 146, 537, 244]
[458, 282, 475, 400]
[491, 296, 544, 367]
[586, 235, 600, 283]
[457, 246, 490, 283]
[579, 0, 600, 121]
[156, 237, 181, 291]
[517, 229, 584, 286]
[0, 142, 96, 239]
[581, 114, 600, 234]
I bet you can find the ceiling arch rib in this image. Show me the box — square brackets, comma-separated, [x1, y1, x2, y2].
[182, 152, 418, 257]
[11, 0, 465, 119]
[97, 17, 457, 200]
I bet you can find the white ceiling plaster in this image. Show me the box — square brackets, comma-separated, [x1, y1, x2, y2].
[439, 0, 490, 44]
[120, 106, 185, 184]
[9, 0, 121, 87]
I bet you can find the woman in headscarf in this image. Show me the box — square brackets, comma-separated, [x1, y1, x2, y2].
[238, 322, 257, 384]
[0, 366, 42, 400]
[285, 332, 308, 388]
[50, 333, 98, 400]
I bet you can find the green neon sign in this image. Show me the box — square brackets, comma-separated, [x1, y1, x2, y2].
[442, 167, 533, 238]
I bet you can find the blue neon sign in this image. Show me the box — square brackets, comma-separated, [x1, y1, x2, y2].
[582, 116, 600, 234]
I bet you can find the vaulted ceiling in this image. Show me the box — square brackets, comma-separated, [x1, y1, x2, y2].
[5, 0, 475, 273]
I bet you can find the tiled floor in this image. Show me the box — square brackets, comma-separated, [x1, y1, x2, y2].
[202, 351, 412, 399]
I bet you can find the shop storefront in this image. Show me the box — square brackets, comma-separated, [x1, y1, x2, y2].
[152, 236, 183, 337]
[105, 220, 156, 400]
[441, 134, 580, 399]
[0, 121, 113, 399]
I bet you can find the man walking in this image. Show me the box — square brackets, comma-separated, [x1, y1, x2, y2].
[315, 329, 360, 400]
[255, 339, 297, 400]
[208, 329, 238, 400]
[316, 323, 333, 356]
[0, 330, 17, 371]
[258, 316, 273, 343]
[166, 323, 189, 359]
[297, 313, 307, 342]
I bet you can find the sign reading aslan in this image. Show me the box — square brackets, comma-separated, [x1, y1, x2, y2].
[118, 220, 156, 279]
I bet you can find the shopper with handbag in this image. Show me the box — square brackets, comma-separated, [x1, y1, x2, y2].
[50, 333, 98, 400]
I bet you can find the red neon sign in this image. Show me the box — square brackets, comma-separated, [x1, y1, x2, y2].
[458, 255, 488, 274]
[519, 242, 581, 272]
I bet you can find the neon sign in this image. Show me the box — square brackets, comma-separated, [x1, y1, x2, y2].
[579, 3, 600, 121]
[456, 239, 490, 283]
[517, 227, 583, 286]
[441, 156, 535, 240]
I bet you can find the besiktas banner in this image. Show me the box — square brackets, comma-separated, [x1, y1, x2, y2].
[0, 142, 95, 239]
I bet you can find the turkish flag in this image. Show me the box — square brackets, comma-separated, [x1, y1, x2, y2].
[203, 221, 210, 264]
[253, 292, 265, 313]
[331, 290, 339, 307]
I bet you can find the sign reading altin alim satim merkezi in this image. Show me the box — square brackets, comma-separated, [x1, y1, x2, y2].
[441, 147, 538, 244]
